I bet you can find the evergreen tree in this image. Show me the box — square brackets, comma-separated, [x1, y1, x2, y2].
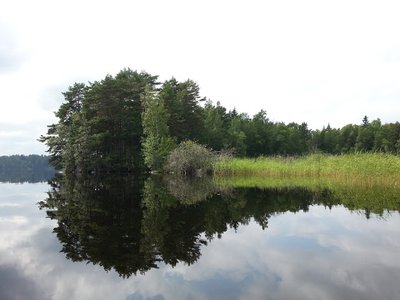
[160, 78, 205, 143]
[203, 101, 227, 150]
[41, 69, 158, 174]
[226, 114, 247, 156]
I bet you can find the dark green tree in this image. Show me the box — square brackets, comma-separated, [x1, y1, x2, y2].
[226, 114, 247, 156]
[202, 101, 228, 150]
[41, 69, 158, 174]
[355, 116, 375, 152]
[159, 78, 205, 143]
[339, 124, 358, 153]
[80, 69, 158, 172]
[244, 110, 273, 156]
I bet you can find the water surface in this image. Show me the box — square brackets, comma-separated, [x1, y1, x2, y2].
[1, 176, 400, 300]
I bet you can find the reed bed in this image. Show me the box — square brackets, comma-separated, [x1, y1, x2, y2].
[214, 153, 400, 179]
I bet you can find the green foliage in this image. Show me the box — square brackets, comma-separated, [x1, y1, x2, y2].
[202, 101, 228, 150]
[41, 69, 158, 174]
[165, 141, 215, 176]
[41, 70, 212, 174]
[159, 78, 205, 143]
[226, 115, 247, 156]
[141, 86, 176, 171]
[142, 135, 176, 171]
[41, 67, 400, 175]
[80, 69, 158, 172]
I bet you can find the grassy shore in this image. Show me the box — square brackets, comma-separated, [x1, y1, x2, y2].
[214, 153, 400, 178]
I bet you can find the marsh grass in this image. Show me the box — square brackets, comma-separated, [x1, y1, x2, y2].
[214, 153, 400, 179]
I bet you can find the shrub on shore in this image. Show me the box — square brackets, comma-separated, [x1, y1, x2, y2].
[164, 141, 215, 176]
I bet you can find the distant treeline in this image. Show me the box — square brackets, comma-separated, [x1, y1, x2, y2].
[40, 68, 400, 173]
[0, 155, 55, 182]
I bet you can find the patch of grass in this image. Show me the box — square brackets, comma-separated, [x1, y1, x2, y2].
[214, 153, 400, 178]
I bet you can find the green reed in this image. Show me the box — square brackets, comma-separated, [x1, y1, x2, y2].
[214, 153, 400, 179]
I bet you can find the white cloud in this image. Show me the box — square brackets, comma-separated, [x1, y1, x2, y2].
[0, 20, 27, 73]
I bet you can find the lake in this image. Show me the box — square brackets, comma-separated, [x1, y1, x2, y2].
[1, 175, 400, 300]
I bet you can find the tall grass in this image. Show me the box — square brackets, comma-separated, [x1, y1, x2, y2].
[214, 153, 400, 178]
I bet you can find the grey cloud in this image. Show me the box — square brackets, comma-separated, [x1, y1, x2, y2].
[126, 293, 165, 300]
[0, 264, 51, 300]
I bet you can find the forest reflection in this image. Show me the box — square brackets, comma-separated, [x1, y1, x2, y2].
[39, 173, 400, 278]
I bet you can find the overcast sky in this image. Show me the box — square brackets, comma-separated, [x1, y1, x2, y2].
[1, 0, 400, 155]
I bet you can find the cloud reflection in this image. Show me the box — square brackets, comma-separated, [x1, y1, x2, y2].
[0, 264, 51, 300]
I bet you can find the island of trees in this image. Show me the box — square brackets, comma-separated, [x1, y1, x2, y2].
[37, 69, 400, 276]
[40, 68, 400, 174]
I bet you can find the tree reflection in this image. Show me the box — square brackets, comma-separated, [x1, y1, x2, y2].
[43, 174, 390, 278]
[40, 174, 157, 277]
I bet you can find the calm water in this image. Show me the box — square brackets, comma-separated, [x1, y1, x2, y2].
[1, 175, 400, 300]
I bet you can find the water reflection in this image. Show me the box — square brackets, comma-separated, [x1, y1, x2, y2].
[39, 173, 400, 278]
[1, 177, 400, 299]
[40, 174, 151, 276]
[0, 169, 55, 183]
[215, 176, 400, 217]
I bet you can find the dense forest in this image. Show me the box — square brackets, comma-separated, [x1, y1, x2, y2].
[40, 68, 400, 173]
[0, 155, 54, 182]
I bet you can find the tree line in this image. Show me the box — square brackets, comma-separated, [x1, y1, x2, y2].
[0, 154, 54, 182]
[40, 68, 400, 173]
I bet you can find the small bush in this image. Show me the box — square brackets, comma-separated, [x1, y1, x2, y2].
[164, 141, 215, 176]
